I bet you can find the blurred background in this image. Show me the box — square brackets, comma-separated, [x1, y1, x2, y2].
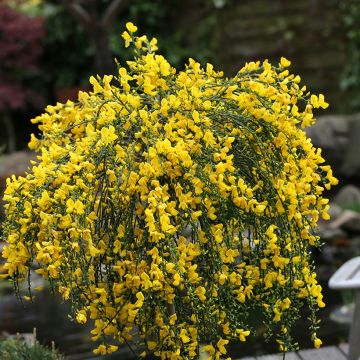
[1, 0, 360, 358]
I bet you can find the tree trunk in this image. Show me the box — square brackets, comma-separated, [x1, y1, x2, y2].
[89, 25, 116, 76]
[2, 111, 16, 153]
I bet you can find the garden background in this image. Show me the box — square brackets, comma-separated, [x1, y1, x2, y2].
[1, 0, 360, 359]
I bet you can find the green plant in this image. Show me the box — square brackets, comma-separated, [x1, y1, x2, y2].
[9, 0, 221, 107]
[0, 338, 64, 360]
[341, 0, 360, 111]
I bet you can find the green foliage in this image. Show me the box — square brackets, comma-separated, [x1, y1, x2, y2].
[5, 1, 94, 102]
[39, 3, 94, 89]
[341, 0, 360, 111]
[0, 338, 64, 360]
[11, 0, 222, 107]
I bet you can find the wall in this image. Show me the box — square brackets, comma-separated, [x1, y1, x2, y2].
[212, 0, 347, 112]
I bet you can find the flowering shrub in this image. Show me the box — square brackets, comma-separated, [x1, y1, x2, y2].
[1, 23, 338, 359]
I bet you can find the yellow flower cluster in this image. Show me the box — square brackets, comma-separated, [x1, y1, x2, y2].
[1, 23, 337, 359]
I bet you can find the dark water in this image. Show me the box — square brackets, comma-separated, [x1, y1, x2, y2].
[0, 277, 350, 360]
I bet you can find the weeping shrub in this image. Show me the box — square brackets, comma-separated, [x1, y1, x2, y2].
[1, 23, 337, 359]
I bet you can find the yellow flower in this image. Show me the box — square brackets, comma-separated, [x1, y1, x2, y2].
[310, 94, 329, 109]
[273, 308, 281, 322]
[173, 273, 181, 286]
[107, 345, 118, 354]
[1, 22, 336, 360]
[216, 338, 229, 354]
[101, 125, 118, 145]
[314, 337, 322, 348]
[180, 329, 190, 343]
[93, 344, 107, 355]
[126, 22, 138, 33]
[147, 341, 157, 351]
[135, 291, 145, 308]
[280, 57, 291, 67]
[236, 329, 250, 342]
[76, 311, 87, 324]
[121, 31, 132, 48]
[194, 286, 206, 301]
[37, 190, 51, 209]
[202, 344, 215, 356]
[169, 313, 177, 325]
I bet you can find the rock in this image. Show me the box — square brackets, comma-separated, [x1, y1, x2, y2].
[306, 113, 360, 178]
[318, 203, 345, 238]
[341, 116, 360, 177]
[319, 227, 347, 241]
[342, 216, 360, 233]
[0, 279, 13, 295]
[0, 151, 36, 179]
[306, 114, 352, 149]
[349, 236, 360, 253]
[328, 210, 360, 233]
[321, 246, 336, 263]
[333, 185, 360, 208]
[328, 203, 343, 220]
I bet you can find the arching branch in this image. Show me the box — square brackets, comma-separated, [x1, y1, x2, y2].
[59, 0, 91, 29]
[102, 0, 129, 29]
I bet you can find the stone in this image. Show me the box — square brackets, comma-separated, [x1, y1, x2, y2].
[350, 236, 360, 253]
[328, 203, 343, 220]
[341, 116, 360, 177]
[306, 114, 351, 149]
[0, 151, 36, 179]
[305, 113, 360, 178]
[342, 216, 360, 233]
[328, 210, 360, 233]
[333, 185, 360, 208]
[319, 227, 347, 241]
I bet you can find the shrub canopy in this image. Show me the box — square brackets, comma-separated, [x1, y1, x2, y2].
[1, 23, 337, 359]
